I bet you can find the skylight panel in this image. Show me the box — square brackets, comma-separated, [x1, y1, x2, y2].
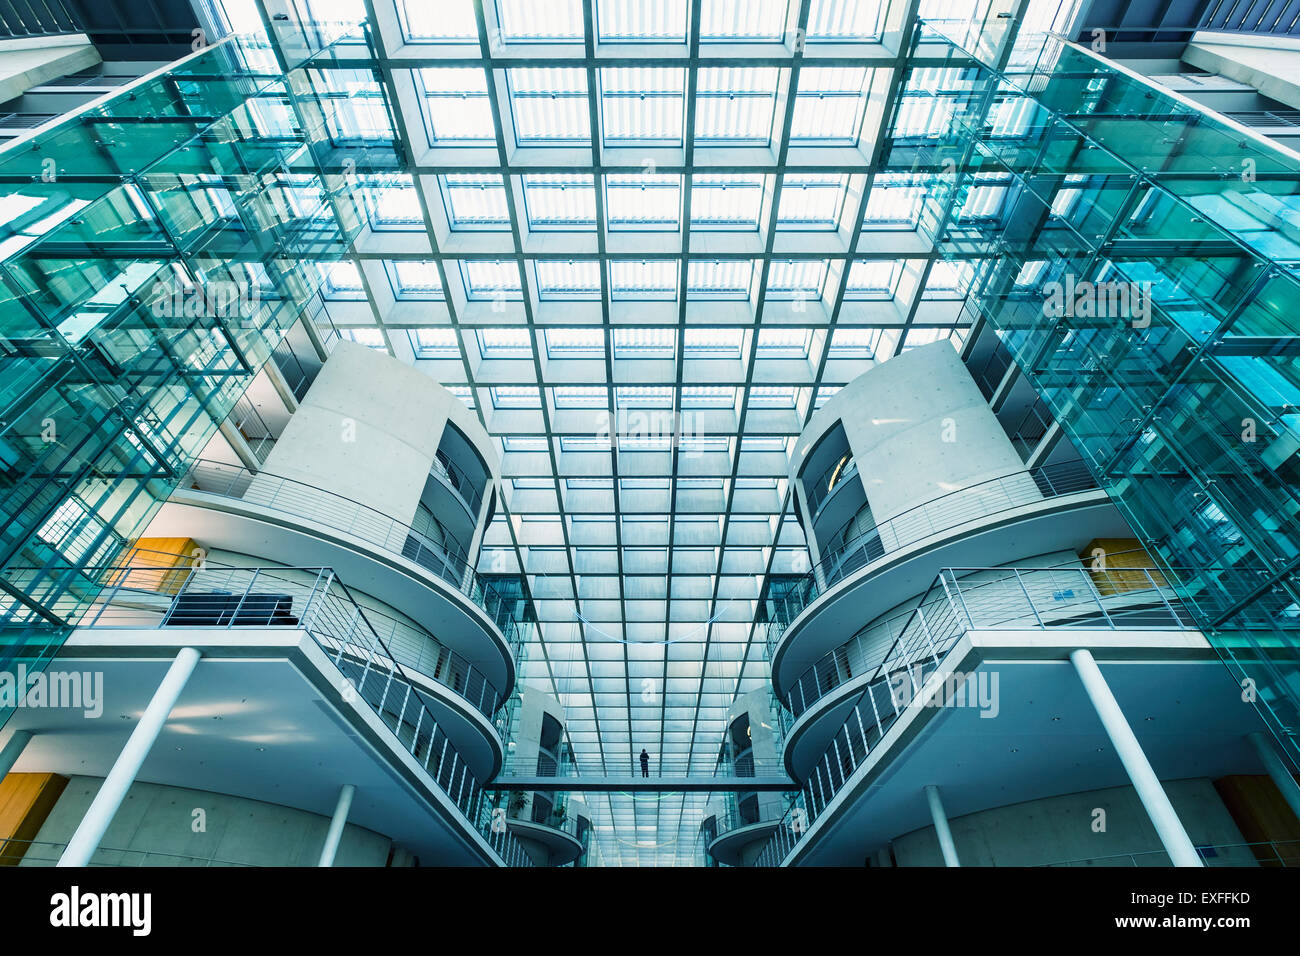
[694, 68, 779, 144]
[358, 177, 422, 229]
[777, 174, 848, 229]
[892, 91, 956, 138]
[690, 174, 765, 229]
[391, 260, 443, 297]
[609, 260, 678, 300]
[398, 0, 478, 41]
[492, 386, 542, 408]
[535, 260, 602, 298]
[478, 327, 533, 356]
[308, 263, 360, 303]
[343, 327, 386, 349]
[441, 174, 510, 229]
[496, 0, 584, 41]
[504, 436, 549, 451]
[411, 328, 460, 356]
[686, 259, 753, 299]
[925, 259, 975, 297]
[683, 328, 743, 355]
[613, 327, 675, 357]
[790, 67, 871, 142]
[522, 174, 597, 230]
[599, 68, 686, 144]
[314, 73, 391, 141]
[596, 0, 687, 42]
[681, 385, 737, 407]
[421, 68, 494, 142]
[845, 259, 902, 297]
[699, 0, 790, 42]
[815, 385, 842, 407]
[828, 327, 880, 356]
[756, 327, 813, 356]
[616, 386, 674, 407]
[766, 259, 827, 298]
[748, 385, 798, 407]
[445, 384, 475, 409]
[509, 68, 591, 143]
[806, 0, 886, 40]
[864, 174, 925, 226]
[545, 327, 606, 356]
[553, 386, 608, 407]
[605, 174, 681, 230]
[462, 260, 524, 300]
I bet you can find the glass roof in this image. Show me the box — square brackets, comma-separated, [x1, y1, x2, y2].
[206, 0, 1081, 867]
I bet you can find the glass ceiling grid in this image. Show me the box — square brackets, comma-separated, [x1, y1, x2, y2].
[198, 0, 1077, 866]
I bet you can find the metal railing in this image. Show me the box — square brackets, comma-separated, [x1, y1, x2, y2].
[2, 556, 533, 865]
[751, 563, 1196, 867]
[432, 448, 486, 518]
[781, 563, 1192, 720]
[1040, 840, 1300, 867]
[174, 458, 524, 653]
[499, 755, 788, 780]
[0, 0, 79, 39]
[227, 395, 279, 462]
[764, 460, 1100, 649]
[803, 453, 858, 519]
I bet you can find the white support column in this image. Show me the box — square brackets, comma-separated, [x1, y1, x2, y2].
[1248, 732, 1300, 822]
[1069, 649, 1202, 867]
[924, 785, 961, 867]
[57, 647, 201, 867]
[0, 730, 32, 780]
[317, 784, 356, 867]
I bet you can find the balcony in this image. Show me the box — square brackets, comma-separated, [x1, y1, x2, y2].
[152, 458, 522, 693]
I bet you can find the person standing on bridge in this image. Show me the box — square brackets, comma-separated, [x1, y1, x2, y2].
[639, 748, 650, 778]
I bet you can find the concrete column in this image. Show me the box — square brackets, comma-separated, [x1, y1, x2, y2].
[1248, 731, 1300, 822]
[924, 785, 961, 867]
[317, 784, 356, 867]
[1070, 649, 1202, 867]
[57, 648, 201, 867]
[0, 729, 32, 781]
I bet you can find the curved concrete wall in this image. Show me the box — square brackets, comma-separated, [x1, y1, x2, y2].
[27, 776, 397, 867]
[253, 342, 500, 559]
[791, 342, 1037, 562]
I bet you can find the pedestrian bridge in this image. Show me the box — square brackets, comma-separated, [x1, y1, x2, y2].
[491, 759, 798, 792]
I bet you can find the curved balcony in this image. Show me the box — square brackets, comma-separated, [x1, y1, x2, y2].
[154, 459, 519, 694]
[749, 568, 1198, 867]
[767, 460, 1116, 693]
[777, 563, 1195, 780]
[24, 557, 537, 867]
[502, 795, 588, 866]
[706, 796, 782, 867]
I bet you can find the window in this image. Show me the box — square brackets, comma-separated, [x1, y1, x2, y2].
[864, 174, 925, 227]
[343, 328, 386, 350]
[684, 328, 743, 356]
[613, 328, 675, 357]
[695, 68, 779, 145]
[462, 261, 524, 300]
[605, 174, 681, 230]
[682, 386, 737, 407]
[596, 0, 687, 42]
[397, 0, 477, 41]
[478, 327, 533, 356]
[546, 328, 606, 356]
[535, 260, 602, 299]
[690, 174, 765, 229]
[411, 328, 460, 357]
[845, 260, 902, 298]
[749, 385, 798, 407]
[827, 327, 880, 357]
[492, 386, 542, 408]
[610, 260, 678, 300]
[522, 174, 597, 230]
[756, 327, 813, 357]
[687, 260, 753, 299]
[766, 259, 827, 299]
[600, 68, 686, 144]
[441, 174, 510, 229]
[391, 261, 443, 297]
[496, 0, 583, 42]
[360, 178, 423, 229]
[777, 174, 848, 229]
[699, 0, 789, 42]
[318, 261, 364, 299]
[806, 0, 885, 41]
[509, 68, 590, 143]
[790, 67, 871, 143]
[421, 68, 494, 143]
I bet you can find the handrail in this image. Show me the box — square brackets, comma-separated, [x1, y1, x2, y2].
[3, 556, 533, 866]
[764, 460, 1100, 646]
[174, 458, 524, 654]
[750, 563, 1196, 867]
[779, 563, 1192, 718]
[0, 839, 253, 867]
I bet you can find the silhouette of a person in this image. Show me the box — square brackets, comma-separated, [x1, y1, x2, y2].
[639, 748, 650, 778]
